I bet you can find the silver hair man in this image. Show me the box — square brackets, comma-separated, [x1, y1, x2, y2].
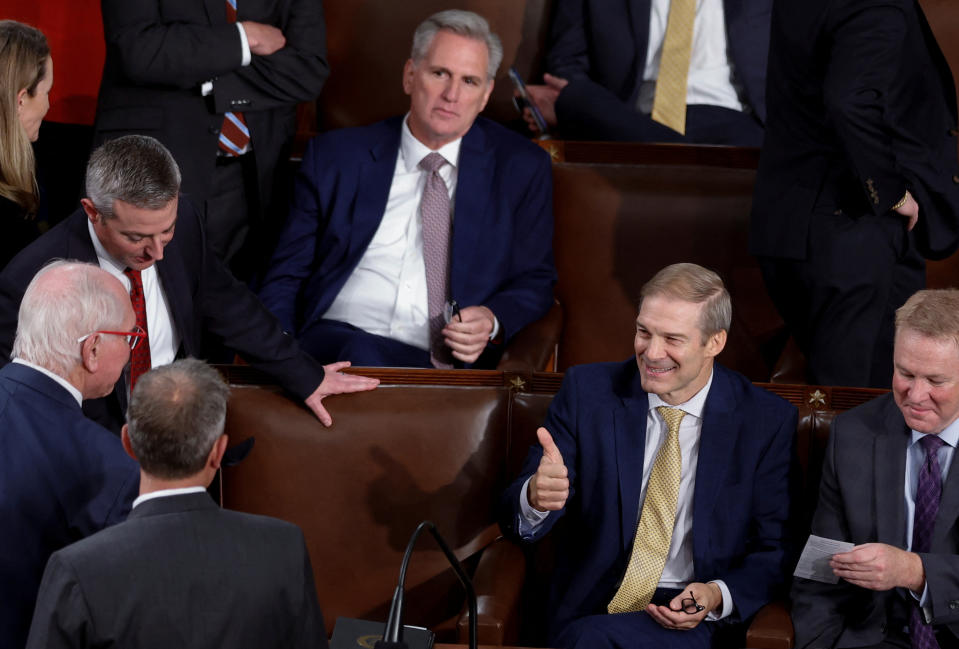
[85, 135, 181, 219]
[126, 358, 231, 480]
[13, 260, 132, 377]
[410, 9, 504, 80]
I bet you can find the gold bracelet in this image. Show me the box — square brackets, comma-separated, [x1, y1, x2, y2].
[891, 191, 909, 211]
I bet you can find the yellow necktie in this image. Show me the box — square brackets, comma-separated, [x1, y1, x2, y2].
[608, 406, 685, 613]
[651, 0, 696, 135]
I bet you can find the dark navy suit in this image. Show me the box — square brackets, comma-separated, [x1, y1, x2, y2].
[0, 363, 139, 649]
[0, 201, 325, 433]
[500, 360, 798, 645]
[547, 0, 771, 144]
[258, 116, 556, 367]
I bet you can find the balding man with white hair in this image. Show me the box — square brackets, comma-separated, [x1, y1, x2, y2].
[0, 261, 139, 649]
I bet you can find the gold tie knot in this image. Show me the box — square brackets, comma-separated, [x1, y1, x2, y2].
[656, 406, 686, 434]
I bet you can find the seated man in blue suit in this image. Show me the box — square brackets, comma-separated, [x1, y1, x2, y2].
[520, 0, 769, 145]
[258, 10, 556, 369]
[500, 263, 798, 648]
[0, 261, 139, 649]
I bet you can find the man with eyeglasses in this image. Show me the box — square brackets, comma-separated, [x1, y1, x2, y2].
[0, 135, 378, 435]
[0, 261, 139, 649]
[499, 263, 799, 648]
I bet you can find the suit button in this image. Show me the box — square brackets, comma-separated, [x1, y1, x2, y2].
[953, 175, 959, 184]
[950, 600, 959, 610]
[950, 128, 959, 136]
[208, 127, 220, 135]
[880, 623, 886, 634]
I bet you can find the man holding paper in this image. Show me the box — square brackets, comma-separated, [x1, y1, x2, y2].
[792, 289, 959, 648]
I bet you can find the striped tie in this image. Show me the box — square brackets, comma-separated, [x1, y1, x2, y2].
[218, 0, 250, 156]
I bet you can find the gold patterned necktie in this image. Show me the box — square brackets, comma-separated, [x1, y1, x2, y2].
[651, 0, 697, 135]
[608, 405, 686, 613]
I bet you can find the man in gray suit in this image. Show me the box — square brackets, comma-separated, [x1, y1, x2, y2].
[26, 358, 328, 649]
[791, 289, 959, 648]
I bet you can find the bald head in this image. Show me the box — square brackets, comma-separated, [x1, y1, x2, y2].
[14, 261, 133, 388]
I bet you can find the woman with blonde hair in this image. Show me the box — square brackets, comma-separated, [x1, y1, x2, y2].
[0, 20, 52, 268]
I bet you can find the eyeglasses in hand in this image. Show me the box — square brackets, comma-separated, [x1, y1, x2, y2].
[669, 591, 706, 615]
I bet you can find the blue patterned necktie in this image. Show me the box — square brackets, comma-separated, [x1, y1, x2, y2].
[911, 434, 945, 649]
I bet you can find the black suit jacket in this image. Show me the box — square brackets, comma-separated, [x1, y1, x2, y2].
[94, 0, 328, 209]
[791, 394, 959, 648]
[0, 200, 324, 432]
[26, 492, 328, 649]
[750, 0, 959, 262]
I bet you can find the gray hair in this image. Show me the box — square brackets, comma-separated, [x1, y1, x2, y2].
[85, 135, 181, 219]
[639, 263, 732, 340]
[13, 260, 130, 375]
[411, 10, 503, 80]
[126, 358, 230, 480]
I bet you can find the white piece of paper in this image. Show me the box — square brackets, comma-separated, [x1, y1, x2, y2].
[793, 535, 855, 583]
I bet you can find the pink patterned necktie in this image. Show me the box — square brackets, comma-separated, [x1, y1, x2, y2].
[124, 268, 151, 389]
[218, 0, 250, 156]
[419, 152, 453, 369]
[910, 434, 945, 649]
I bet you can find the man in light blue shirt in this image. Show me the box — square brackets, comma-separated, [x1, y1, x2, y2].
[792, 289, 959, 649]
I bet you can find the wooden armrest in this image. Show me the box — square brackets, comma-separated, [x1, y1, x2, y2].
[496, 300, 563, 373]
[456, 537, 526, 646]
[746, 601, 794, 649]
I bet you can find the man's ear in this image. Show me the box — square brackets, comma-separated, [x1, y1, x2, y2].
[80, 198, 99, 223]
[402, 58, 415, 95]
[121, 424, 138, 462]
[79, 333, 101, 373]
[208, 434, 229, 471]
[705, 329, 728, 359]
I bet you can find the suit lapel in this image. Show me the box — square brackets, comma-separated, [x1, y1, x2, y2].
[450, 122, 493, 300]
[204, 0, 224, 25]
[155, 201, 197, 357]
[692, 367, 737, 557]
[615, 367, 650, 551]
[628, 0, 652, 97]
[347, 128, 401, 265]
[875, 399, 909, 546]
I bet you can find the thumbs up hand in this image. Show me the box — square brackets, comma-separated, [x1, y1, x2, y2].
[527, 427, 570, 512]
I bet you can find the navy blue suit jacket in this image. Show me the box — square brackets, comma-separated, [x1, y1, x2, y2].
[548, 0, 770, 138]
[500, 360, 798, 637]
[0, 363, 139, 649]
[258, 116, 556, 348]
[0, 201, 324, 432]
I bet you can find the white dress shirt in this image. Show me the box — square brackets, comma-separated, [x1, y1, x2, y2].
[12, 358, 82, 406]
[133, 485, 207, 509]
[636, 0, 745, 114]
[88, 220, 180, 369]
[520, 371, 733, 619]
[323, 115, 461, 351]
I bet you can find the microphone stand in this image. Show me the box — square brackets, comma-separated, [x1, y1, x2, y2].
[376, 520, 478, 649]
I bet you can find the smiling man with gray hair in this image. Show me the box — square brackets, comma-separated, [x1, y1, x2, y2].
[259, 9, 556, 370]
[27, 358, 328, 649]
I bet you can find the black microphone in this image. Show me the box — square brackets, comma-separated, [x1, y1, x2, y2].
[374, 520, 478, 649]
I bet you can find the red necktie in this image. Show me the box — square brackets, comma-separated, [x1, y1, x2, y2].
[218, 0, 250, 156]
[124, 268, 152, 389]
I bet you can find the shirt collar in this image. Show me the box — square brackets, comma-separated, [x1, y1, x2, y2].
[647, 369, 714, 420]
[12, 358, 83, 406]
[87, 218, 128, 274]
[133, 486, 207, 509]
[911, 417, 959, 449]
[399, 113, 462, 173]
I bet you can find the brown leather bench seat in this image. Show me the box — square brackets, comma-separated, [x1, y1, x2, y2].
[218, 365, 887, 647]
